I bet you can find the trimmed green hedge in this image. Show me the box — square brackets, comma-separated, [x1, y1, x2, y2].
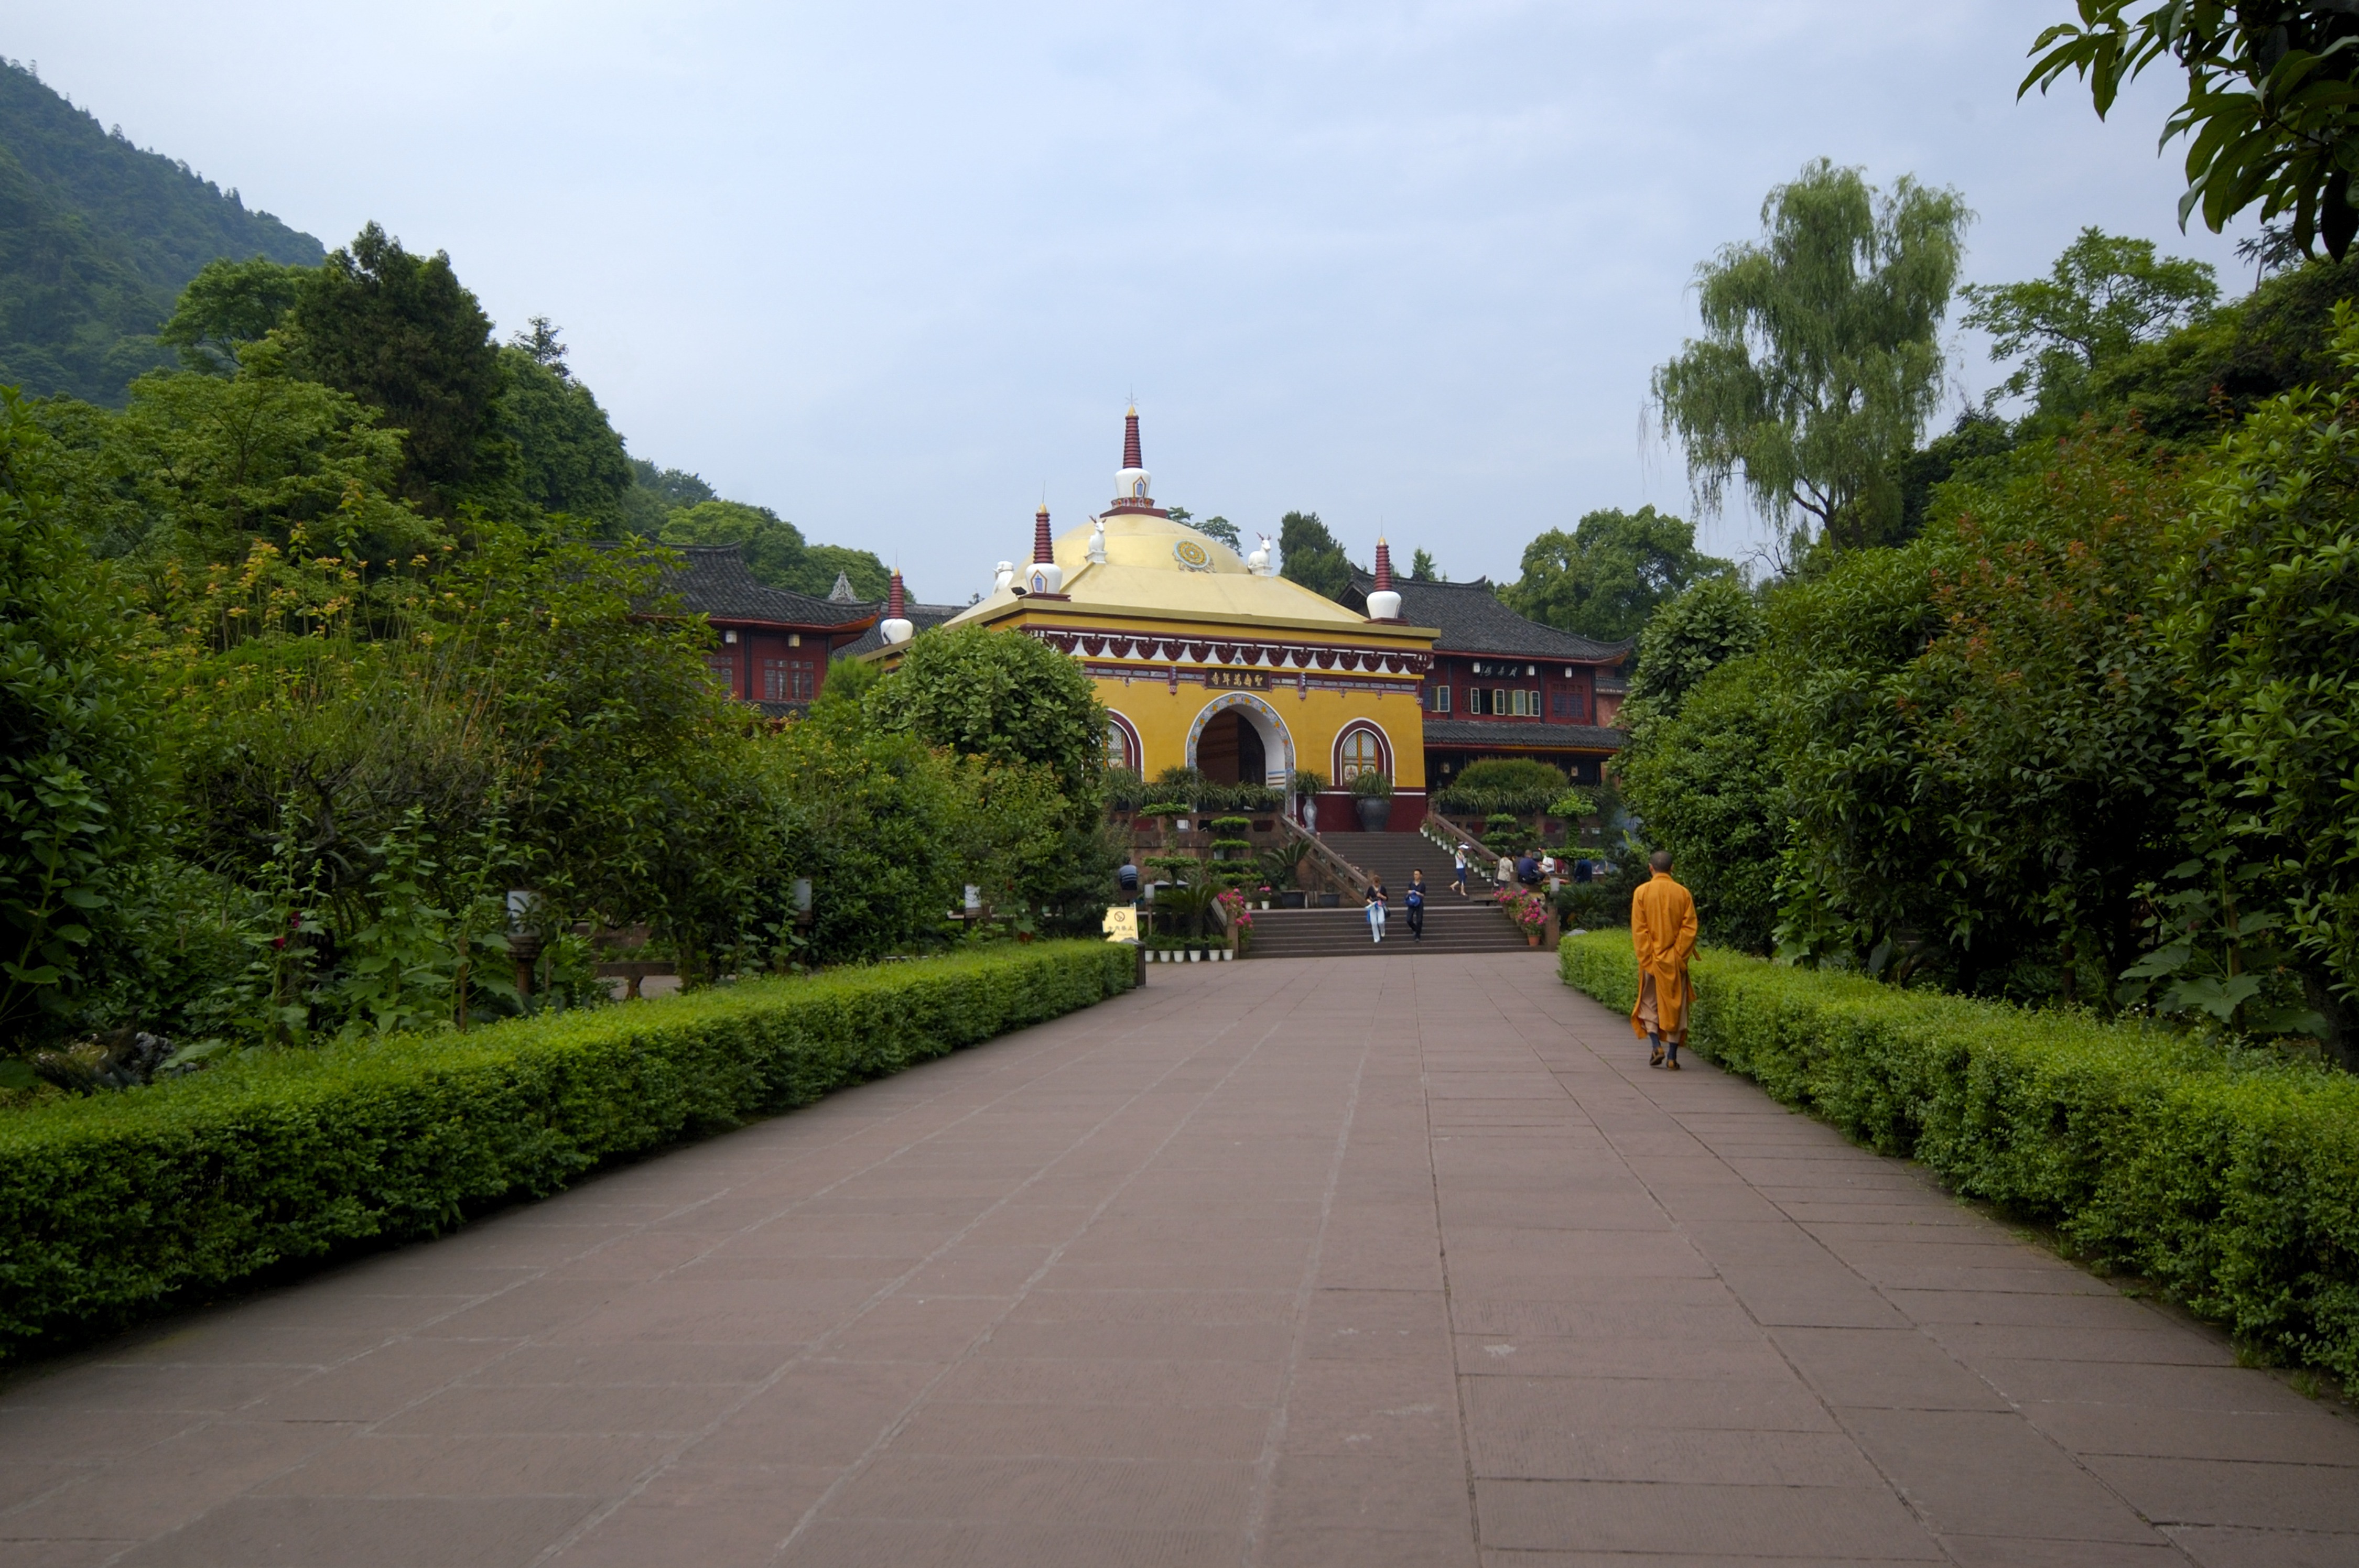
[0, 941, 1133, 1360]
[1559, 930, 2359, 1377]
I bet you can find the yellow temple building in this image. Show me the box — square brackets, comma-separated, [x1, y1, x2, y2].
[868, 409, 1442, 829]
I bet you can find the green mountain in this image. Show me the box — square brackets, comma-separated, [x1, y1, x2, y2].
[0, 59, 322, 405]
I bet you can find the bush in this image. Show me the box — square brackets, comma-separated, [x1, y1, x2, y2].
[0, 941, 1134, 1360]
[1557, 930, 2359, 1378]
[1434, 757, 1565, 816]
[1, 391, 163, 1050]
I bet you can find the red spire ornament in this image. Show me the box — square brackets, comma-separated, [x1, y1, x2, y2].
[1111, 405, 1161, 514]
[880, 568, 913, 644]
[1367, 537, 1403, 622]
[1024, 505, 1064, 595]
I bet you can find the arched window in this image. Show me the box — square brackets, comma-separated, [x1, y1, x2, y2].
[1337, 725, 1386, 784]
[1105, 713, 1140, 773]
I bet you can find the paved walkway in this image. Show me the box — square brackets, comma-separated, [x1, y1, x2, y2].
[5, 955, 2357, 1566]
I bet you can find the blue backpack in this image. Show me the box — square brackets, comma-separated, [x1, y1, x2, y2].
[1406, 885, 1424, 908]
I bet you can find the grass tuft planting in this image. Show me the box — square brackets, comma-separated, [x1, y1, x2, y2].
[1560, 930, 2359, 1378]
[0, 941, 1133, 1361]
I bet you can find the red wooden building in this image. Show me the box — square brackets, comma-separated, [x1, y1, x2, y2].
[653, 547, 883, 717]
[1341, 570, 1630, 789]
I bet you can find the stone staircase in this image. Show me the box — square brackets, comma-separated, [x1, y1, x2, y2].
[1244, 832, 1536, 959]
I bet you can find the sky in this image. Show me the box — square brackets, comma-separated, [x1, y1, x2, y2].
[15, 2, 2257, 600]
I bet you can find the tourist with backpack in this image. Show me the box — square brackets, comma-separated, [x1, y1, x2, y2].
[1405, 869, 1426, 941]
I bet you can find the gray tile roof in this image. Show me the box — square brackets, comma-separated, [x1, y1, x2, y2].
[1345, 571, 1631, 662]
[653, 546, 879, 627]
[1423, 720, 1625, 753]
[837, 603, 966, 657]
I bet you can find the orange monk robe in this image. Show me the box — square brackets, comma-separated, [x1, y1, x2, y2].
[1629, 870, 1698, 1040]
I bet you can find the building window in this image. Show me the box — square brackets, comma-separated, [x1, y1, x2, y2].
[760, 659, 818, 702]
[1552, 689, 1588, 722]
[1427, 684, 1452, 713]
[1492, 687, 1510, 716]
[1338, 725, 1386, 783]
[705, 655, 737, 695]
[1465, 687, 1486, 716]
[1105, 718, 1135, 772]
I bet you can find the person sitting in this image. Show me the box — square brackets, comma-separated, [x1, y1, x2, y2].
[1116, 858, 1140, 901]
[1516, 852, 1541, 888]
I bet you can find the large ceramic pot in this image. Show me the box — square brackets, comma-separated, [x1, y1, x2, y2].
[1354, 795, 1392, 834]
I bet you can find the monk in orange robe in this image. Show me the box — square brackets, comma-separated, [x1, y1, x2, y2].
[1629, 848, 1697, 1070]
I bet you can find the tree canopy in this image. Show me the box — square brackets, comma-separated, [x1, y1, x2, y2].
[2025, 2, 2359, 259]
[1654, 159, 1970, 558]
[286, 223, 502, 510]
[1277, 509, 1355, 601]
[1504, 506, 1730, 642]
[1961, 226, 2217, 420]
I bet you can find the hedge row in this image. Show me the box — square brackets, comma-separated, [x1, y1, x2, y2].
[1559, 931, 2359, 1378]
[0, 941, 1135, 1360]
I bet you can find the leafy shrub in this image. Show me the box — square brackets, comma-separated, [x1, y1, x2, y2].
[1434, 757, 1565, 816]
[1349, 770, 1393, 799]
[1103, 767, 1148, 811]
[1, 391, 163, 1050]
[0, 941, 1134, 1360]
[1558, 930, 2359, 1378]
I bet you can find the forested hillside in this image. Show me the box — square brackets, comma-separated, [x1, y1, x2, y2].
[0, 59, 323, 405]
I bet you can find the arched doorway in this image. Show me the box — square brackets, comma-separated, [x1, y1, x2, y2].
[1185, 691, 1295, 787]
[1195, 709, 1266, 785]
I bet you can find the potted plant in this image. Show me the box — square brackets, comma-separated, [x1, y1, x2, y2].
[1498, 888, 1550, 946]
[1349, 770, 1394, 834]
[1292, 767, 1327, 832]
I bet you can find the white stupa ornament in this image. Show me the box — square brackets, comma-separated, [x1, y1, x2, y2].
[1087, 518, 1108, 564]
[1366, 537, 1403, 622]
[880, 568, 914, 645]
[993, 560, 1014, 594]
[1247, 533, 1273, 575]
[1024, 505, 1063, 595]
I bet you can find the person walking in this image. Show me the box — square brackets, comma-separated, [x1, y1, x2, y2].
[1405, 869, 1426, 941]
[1452, 843, 1470, 898]
[1364, 876, 1388, 943]
[1630, 848, 1699, 1070]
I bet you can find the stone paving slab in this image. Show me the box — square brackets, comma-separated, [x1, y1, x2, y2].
[4, 954, 2358, 1565]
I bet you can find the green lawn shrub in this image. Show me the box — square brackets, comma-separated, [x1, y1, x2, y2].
[0, 941, 1133, 1360]
[1559, 929, 2359, 1377]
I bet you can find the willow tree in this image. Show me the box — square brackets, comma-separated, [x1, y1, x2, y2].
[1653, 160, 1970, 559]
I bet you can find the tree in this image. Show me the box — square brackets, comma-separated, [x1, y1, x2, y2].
[1617, 656, 1786, 953]
[286, 223, 502, 510]
[2166, 306, 2359, 1017]
[1505, 506, 1730, 642]
[1277, 509, 1354, 601]
[1654, 160, 1971, 557]
[1624, 573, 1765, 717]
[2025, 3, 2359, 259]
[491, 339, 632, 530]
[0, 391, 162, 1049]
[159, 256, 310, 375]
[657, 499, 889, 600]
[1962, 227, 2218, 419]
[866, 623, 1106, 809]
[1408, 548, 1443, 581]
[1772, 430, 2190, 999]
[1197, 515, 1241, 551]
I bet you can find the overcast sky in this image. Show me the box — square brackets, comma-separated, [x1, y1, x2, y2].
[17, 2, 2253, 599]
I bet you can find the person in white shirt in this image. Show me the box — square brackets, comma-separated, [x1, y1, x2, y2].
[1453, 843, 1471, 898]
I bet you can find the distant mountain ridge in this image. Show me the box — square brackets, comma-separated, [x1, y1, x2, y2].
[0, 59, 323, 405]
